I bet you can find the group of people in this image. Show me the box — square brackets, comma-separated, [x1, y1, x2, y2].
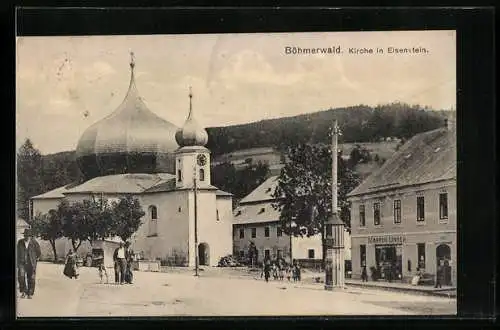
[112, 241, 134, 285]
[261, 258, 301, 283]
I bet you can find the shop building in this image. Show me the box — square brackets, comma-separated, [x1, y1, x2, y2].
[347, 119, 456, 285]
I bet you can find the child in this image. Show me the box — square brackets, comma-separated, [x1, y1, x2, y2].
[98, 261, 109, 284]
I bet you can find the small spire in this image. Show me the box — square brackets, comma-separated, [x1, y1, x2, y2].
[188, 86, 193, 119]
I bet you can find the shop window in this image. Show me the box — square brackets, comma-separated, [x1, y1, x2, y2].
[375, 245, 403, 281]
[439, 193, 448, 220]
[359, 204, 366, 227]
[417, 243, 426, 270]
[417, 196, 425, 222]
[264, 227, 270, 237]
[239, 228, 244, 239]
[277, 227, 282, 237]
[393, 200, 401, 224]
[360, 244, 366, 267]
[251, 228, 257, 238]
[308, 249, 315, 259]
[373, 203, 381, 226]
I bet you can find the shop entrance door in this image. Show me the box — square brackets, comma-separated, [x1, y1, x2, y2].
[436, 244, 452, 285]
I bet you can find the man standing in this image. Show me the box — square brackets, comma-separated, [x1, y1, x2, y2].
[124, 242, 134, 284]
[113, 242, 127, 285]
[17, 228, 41, 299]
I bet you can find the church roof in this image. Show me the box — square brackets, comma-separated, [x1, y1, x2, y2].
[175, 87, 209, 148]
[239, 176, 280, 204]
[347, 127, 456, 197]
[75, 54, 178, 178]
[31, 184, 76, 199]
[63, 173, 175, 194]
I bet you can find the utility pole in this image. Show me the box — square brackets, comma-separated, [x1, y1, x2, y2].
[193, 165, 199, 277]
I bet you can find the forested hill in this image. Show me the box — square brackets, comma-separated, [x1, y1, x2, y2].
[206, 102, 448, 156]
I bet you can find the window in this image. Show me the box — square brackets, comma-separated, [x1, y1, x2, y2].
[177, 169, 182, 182]
[308, 249, 315, 259]
[264, 249, 270, 259]
[417, 196, 425, 222]
[251, 228, 256, 238]
[439, 193, 448, 220]
[264, 227, 270, 237]
[359, 204, 366, 227]
[417, 243, 426, 270]
[277, 250, 283, 260]
[393, 200, 401, 224]
[216, 209, 220, 221]
[149, 205, 158, 236]
[277, 227, 282, 237]
[373, 203, 381, 226]
[199, 168, 205, 181]
[239, 251, 244, 258]
[150, 206, 158, 220]
[239, 228, 244, 239]
[360, 244, 366, 267]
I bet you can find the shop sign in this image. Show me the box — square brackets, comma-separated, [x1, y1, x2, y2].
[368, 235, 406, 244]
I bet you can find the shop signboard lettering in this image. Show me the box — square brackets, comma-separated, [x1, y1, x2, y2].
[368, 235, 406, 244]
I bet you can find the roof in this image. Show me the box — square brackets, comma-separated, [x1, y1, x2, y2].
[31, 183, 77, 199]
[16, 219, 30, 228]
[233, 201, 281, 225]
[239, 176, 280, 204]
[348, 127, 456, 197]
[63, 173, 175, 194]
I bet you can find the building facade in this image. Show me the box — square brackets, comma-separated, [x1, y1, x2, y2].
[348, 121, 456, 285]
[232, 176, 325, 266]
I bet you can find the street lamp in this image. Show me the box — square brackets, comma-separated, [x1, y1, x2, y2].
[193, 164, 199, 277]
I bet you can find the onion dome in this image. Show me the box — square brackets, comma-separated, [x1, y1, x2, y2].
[175, 87, 209, 147]
[76, 52, 179, 179]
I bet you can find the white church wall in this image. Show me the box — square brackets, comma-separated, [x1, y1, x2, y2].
[187, 191, 233, 267]
[32, 198, 61, 216]
[134, 191, 190, 265]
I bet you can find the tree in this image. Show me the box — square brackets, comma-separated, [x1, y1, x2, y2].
[110, 195, 145, 243]
[30, 209, 64, 262]
[272, 143, 361, 266]
[17, 139, 44, 221]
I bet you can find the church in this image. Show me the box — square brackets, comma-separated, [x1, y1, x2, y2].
[29, 55, 233, 267]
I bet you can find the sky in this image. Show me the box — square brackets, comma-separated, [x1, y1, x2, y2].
[16, 31, 456, 155]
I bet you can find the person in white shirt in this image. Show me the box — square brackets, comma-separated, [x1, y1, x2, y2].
[113, 243, 127, 285]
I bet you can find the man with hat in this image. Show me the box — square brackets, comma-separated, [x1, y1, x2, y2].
[17, 228, 41, 299]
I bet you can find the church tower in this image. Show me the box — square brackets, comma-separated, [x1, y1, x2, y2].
[174, 87, 211, 189]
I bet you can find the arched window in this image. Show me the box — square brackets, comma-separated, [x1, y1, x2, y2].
[148, 205, 158, 236]
[199, 168, 205, 181]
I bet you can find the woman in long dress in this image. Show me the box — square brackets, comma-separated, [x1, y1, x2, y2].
[63, 249, 79, 279]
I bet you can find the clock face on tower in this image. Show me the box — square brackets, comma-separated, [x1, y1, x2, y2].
[197, 154, 207, 166]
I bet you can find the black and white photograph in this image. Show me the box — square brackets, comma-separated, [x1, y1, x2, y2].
[16, 30, 457, 317]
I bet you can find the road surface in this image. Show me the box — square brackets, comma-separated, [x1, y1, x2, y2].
[16, 263, 456, 317]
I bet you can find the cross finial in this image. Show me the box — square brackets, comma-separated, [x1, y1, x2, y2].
[130, 51, 135, 69]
